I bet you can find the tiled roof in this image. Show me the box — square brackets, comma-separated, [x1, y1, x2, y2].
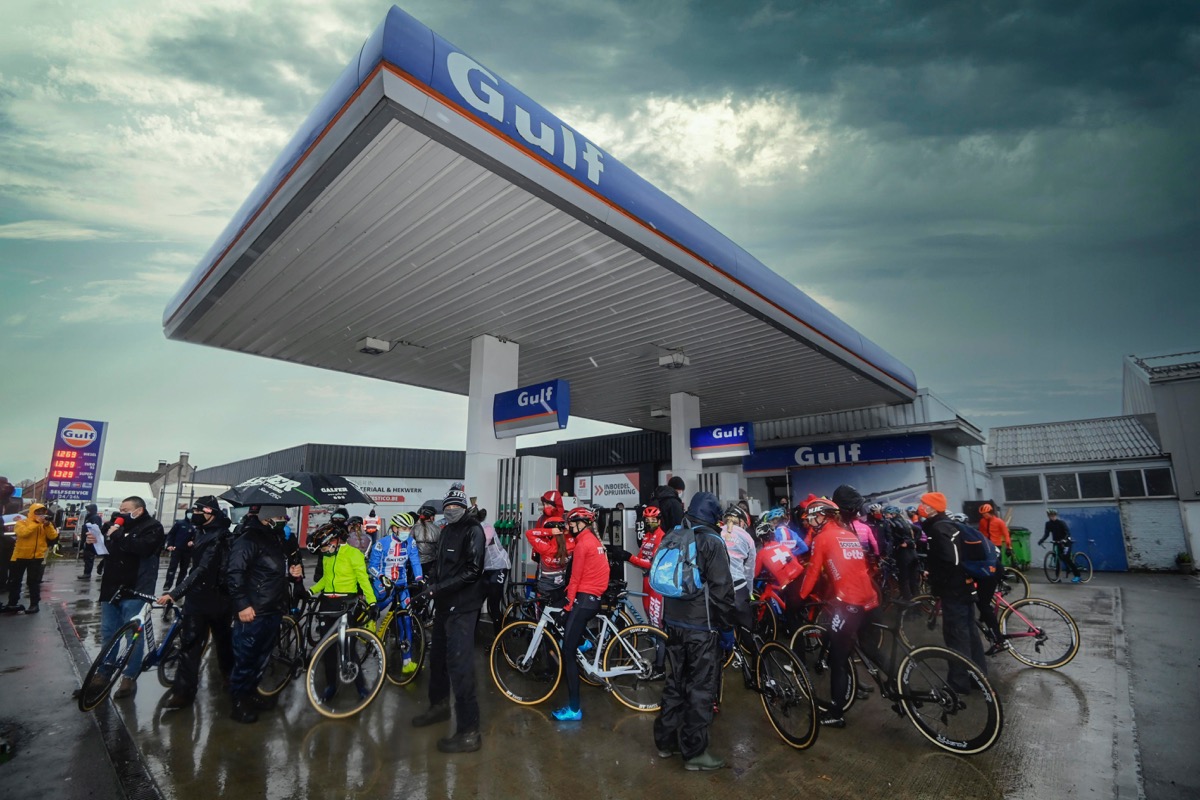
[987, 416, 1163, 467]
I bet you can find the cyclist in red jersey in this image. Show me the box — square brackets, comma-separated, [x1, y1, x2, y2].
[797, 497, 880, 729]
[628, 506, 665, 627]
[754, 526, 809, 635]
[525, 517, 574, 607]
[535, 490, 566, 528]
[553, 507, 610, 721]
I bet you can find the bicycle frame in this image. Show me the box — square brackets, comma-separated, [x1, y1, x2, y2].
[515, 604, 648, 684]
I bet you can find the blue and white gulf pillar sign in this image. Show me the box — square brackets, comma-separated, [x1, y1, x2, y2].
[690, 422, 754, 460]
[493, 380, 570, 439]
[46, 416, 108, 502]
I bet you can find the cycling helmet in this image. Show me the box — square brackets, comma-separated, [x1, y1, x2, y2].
[804, 498, 839, 518]
[723, 504, 749, 525]
[949, 512, 968, 523]
[867, 503, 883, 514]
[565, 506, 595, 524]
[348, 515, 364, 526]
[390, 512, 416, 529]
[642, 506, 661, 520]
[306, 523, 341, 553]
[760, 507, 786, 525]
[883, 505, 902, 516]
[755, 521, 775, 539]
[330, 507, 349, 523]
[417, 504, 437, 520]
[979, 503, 994, 514]
[905, 505, 918, 516]
[543, 516, 567, 530]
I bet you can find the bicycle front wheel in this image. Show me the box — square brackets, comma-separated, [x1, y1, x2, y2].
[757, 641, 818, 749]
[789, 624, 857, 714]
[1043, 552, 1061, 583]
[999, 598, 1080, 669]
[998, 567, 1030, 601]
[156, 627, 184, 688]
[1073, 552, 1093, 583]
[602, 624, 668, 712]
[490, 621, 561, 705]
[897, 646, 1003, 755]
[897, 595, 942, 650]
[79, 621, 140, 712]
[382, 611, 427, 686]
[258, 615, 301, 697]
[753, 601, 779, 644]
[306, 628, 386, 719]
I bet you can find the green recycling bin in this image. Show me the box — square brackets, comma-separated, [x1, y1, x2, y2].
[1009, 527, 1032, 570]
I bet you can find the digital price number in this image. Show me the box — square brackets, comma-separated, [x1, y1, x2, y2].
[51, 449, 79, 479]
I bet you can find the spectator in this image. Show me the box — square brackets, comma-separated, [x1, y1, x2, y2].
[90, 497, 165, 698]
[478, 509, 510, 638]
[3, 503, 58, 614]
[650, 476, 686, 533]
[0, 477, 16, 590]
[162, 516, 197, 591]
[653, 491, 735, 771]
[78, 503, 103, 580]
[157, 496, 234, 710]
[410, 504, 442, 579]
[410, 483, 486, 753]
[919, 492, 987, 683]
[225, 505, 294, 724]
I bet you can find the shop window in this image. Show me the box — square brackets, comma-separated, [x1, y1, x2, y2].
[1116, 470, 1146, 497]
[1144, 468, 1176, 497]
[1078, 471, 1114, 499]
[1002, 475, 1042, 502]
[1046, 473, 1080, 501]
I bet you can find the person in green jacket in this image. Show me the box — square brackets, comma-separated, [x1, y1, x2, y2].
[309, 526, 378, 701]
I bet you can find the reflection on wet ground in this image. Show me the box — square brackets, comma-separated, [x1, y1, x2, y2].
[60, 563, 1136, 800]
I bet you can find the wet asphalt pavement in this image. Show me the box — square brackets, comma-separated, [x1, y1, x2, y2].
[1, 555, 1196, 800]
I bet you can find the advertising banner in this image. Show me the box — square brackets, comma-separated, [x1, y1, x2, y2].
[743, 433, 933, 474]
[493, 379, 570, 439]
[46, 417, 108, 502]
[690, 422, 754, 459]
[788, 461, 931, 511]
[300, 477, 459, 544]
[583, 472, 639, 508]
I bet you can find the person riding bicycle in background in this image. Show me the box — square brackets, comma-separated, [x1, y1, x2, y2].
[368, 512, 423, 674]
[978, 504, 1014, 564]
[761, 507, 808, 560]
[796, 497, 879, 729]
[410, 504, 443, 581]
[1039, 509, 1082, 583]
[629, 506, 666, 627]
[526, 515, 576, 608]
[719, 505, 758, 679]
[552, 506, 609, 721]
[832, 485, 882, 565]
[882, 506, 920, 600]
[308, 521, 378, 704]
[753, 520, 807, 637]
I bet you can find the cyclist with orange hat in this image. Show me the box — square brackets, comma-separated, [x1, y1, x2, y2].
[978, 504, 1014, 564]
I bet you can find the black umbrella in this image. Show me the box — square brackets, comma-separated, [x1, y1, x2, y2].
[220, 472, 374, 507]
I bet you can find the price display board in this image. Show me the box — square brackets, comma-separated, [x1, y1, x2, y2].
[45, 417, 108, 502]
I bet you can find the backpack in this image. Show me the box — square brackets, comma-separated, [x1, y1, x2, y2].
[649, 520, 705, 599]
[951, 521, 1000, 581]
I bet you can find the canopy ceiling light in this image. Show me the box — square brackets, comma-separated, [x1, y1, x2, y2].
[356, 337, 391, 355]
[658, 351, 689, 369]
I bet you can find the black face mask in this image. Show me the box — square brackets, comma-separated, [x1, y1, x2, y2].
[190, 513, 206, 526]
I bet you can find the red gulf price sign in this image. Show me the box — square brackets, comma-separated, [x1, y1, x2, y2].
[46, 417, 108, 502]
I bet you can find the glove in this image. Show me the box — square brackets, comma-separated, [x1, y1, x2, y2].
[1005, 547, 1014, 559]
[409, 581, 431, 603]
[719, 630, 736, 653]
[365, 603, 379, 620]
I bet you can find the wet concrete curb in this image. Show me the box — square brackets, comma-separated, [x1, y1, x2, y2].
[53, 604, 164, 800]
[1110, 587, 1147, 800]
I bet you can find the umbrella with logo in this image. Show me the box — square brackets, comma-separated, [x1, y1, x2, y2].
[220, 472, 374, 507]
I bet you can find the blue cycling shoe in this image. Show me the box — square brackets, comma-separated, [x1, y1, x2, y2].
[552, 706, 582, 721]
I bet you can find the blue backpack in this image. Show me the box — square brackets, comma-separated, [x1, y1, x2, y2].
[649, 521, 705, 599]
[952, 521, 1001, 581]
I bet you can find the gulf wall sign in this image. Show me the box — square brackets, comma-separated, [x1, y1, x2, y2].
[493, 380, 570, 439]
[46, 416, 108, 502]
[743, 433, 933, 474]
[690, 423, 754, 459]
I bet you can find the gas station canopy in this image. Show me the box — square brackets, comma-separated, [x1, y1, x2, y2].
[164, 6, 917, 431]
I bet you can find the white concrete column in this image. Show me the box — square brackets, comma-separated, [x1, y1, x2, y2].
[465, 335, 519, 517]
[669, 391, 703, 503]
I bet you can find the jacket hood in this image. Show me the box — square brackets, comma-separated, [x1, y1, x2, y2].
[540, 490, 565, 516]
[27, 503, 49, 519]
[652, 485, 679, 502]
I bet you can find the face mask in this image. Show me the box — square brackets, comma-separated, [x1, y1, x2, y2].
[443, 506, 466, 524]
[190, 513, 206, 525]
[270, 520, 286, 531]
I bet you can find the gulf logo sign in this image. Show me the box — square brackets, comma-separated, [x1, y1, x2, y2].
[61, 421, 99, 448]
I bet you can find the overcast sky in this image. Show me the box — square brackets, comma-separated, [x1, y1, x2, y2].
[2, 0, 1197, 485]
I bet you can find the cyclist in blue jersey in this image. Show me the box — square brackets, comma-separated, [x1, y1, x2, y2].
[368, 512, 424, 675]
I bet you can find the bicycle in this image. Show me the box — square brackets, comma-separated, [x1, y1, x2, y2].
[791, 602, 1003, 755]
[998, 566, 1030, 600]
[490, 600, 668, 712]
[1043, 539, 1093, 583]
[725, 629, 819, 749]
[258, 593, 387, 719]
[77, 588, 187, 711]
[898, 590, 1080, 669]
[364, 576, 427, 686]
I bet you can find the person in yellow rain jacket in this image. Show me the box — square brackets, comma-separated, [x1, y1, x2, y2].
[4, 503, 59, 614]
